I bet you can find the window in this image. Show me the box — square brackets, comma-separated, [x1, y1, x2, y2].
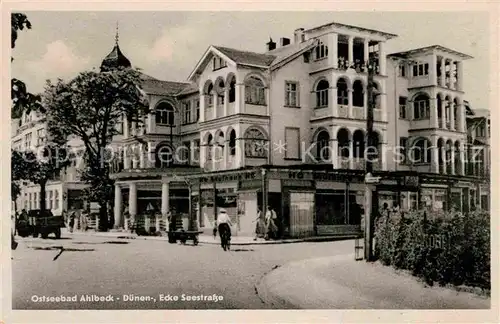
[28, 193, 32, 210]
[413, 94, 430, 119]
[228, 78, 236, 103]
[410, 138, 432, 164]
[399, 96, 407, 119]
[34, 192, 38, 209]
[245, 76, 266, 105]
[399, 137, 408, 164]
[182, 101, 191, 125]
[285, 81, 299, 107]
[37, 128, 46, 145]
[24, 132, 32, 150]
[229, 130, 236, 156]
[315, 80, 329, 107]
[352, 80, 364, 107]
[476, 124, 486, 137]
[285, 127, 300, 159]
[193, 140, 200, 163]
[155, 102, 175, 125]
[213, 56, 227, 70]
[337, 78, 348, 105]
[315, 42, 328, 60]
[182, 141, 191, 164]
[316, 130, 330, 161]
[244, 127, 268, 158]
[195, 99, 200, 121]
[116, 115, 124, 134]
[398, 64, 406, 77]
[54, 190, 59, 209]
[413, 63, 429, 77]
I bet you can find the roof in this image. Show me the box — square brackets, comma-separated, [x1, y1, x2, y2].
[100, 43, 132, 72]
[304, 21, 397, 39]
[177, 82, 199, 96]
[388, 45, 473, 60]
[212, 46, 276, 67]
[266, 38, 318, 69]
[470, 109, 490, 118]
[139, 73, 190, 96]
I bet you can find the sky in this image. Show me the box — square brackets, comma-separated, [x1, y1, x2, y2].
[11, 11, 490, 109]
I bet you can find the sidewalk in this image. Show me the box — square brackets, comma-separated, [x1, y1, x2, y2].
[256, 255, 490, 309]
[65, 229, 358, 245]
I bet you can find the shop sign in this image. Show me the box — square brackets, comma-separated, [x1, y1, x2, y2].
[424, 234, 450, 250]
[404, 176, 419, 188]
[199, 171, 258, 183]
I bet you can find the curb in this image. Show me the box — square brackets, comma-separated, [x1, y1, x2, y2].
[67, 231, 358, 246]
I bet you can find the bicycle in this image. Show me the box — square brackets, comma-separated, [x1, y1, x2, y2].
[219, 226, 231, 251]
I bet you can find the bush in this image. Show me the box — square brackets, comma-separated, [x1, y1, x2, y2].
[374, 210, 490, 290]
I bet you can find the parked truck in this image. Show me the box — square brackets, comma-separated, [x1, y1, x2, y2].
[16, 210, 65, 239]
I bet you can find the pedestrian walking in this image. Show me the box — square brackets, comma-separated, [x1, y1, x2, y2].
[253, 208, 265, 241]
[68, 210, 76, 233]
[265, 206, 278, 240]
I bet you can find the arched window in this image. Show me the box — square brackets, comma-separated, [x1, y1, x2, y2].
[410, 138, 431, 164]
[413, 94, 430, 119]
[453, 99, 459, 130]
[315, 42, 329, 60]
[315, 80, 329, 107]
[155, 143, 174, 168]
[205, 134, 213, 161]
[337, 128, 350, 158]
[216, 79, 225, 106]
[316, 130, 330, 161]
[228, 77, 236, 103]
[337, 78, 348, 105]
[244, 127, 268, 158]
[155, 102, 175, 125]
[352, 130, 365, 158]
[229, 130, 236, 156]
[206, 83, 214, 107]
[245, 76, 266, 105]
[352, 80, 364, 107]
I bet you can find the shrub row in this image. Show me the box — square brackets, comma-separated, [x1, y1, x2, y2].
[374, 210, 490, 290]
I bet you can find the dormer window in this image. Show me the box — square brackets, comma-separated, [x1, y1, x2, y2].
[213, 56, 227, 70]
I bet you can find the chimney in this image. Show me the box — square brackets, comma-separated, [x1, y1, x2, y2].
[280, 37, 291, 47]
[294, 28, 305, 43]
[266, 37, 276, 51]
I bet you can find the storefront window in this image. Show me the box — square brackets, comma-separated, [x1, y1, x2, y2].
[409, 192, 419, 210]
[315, 190, 361, 225]
[433, 189, 446, 211]
[289, 192, 314, 237]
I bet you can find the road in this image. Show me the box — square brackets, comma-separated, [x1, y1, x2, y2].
[12, 233, 354, 310]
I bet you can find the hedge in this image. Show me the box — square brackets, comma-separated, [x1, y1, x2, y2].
[374, 210, 490, 290]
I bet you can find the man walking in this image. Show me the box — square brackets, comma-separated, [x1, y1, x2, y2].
[265, 206, 278, 240]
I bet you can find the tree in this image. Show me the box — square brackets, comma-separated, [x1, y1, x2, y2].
[11, 12, 42, 119]
[43, 68, 148, 231]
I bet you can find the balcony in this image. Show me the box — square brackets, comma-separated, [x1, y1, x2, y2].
[338, 105, 349, 118]
[313, 107, 331, 119]
[216, 104, 224, 119]
[245, 103, 267, 116]
[353, 107, 364, 119]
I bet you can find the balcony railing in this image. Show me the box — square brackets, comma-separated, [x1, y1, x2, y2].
[338, 105, 349, 118]
[353, 107, 364, 119]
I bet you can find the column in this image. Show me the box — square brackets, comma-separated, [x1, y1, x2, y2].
[223, 89, 229, 117]
[451, 146, 456, 175]
[235, 83, 244, 114]
[199, 94, 206, 122]
[123, 114, 129, 138]
[348, 89, 353, 118]
[212, 92, 218, 119]
[161, 181, 170, 217]
[450, 101, 456, 131]
[347, 36, 354, 67]
[114, 184, 122, 229]
[378, 41, 386, 75]
[441, 100, 447, 129]
[331, 138, 339, 169]
[223, 141, 229, 169]
[348, 136, 354, 169]
[147, 113, 155, 133]
[139, 144, 145, 169]
[363, 90, 368, 119]
[331, 85, 338, 117]
[132, 145, 138, 169]
[380, 93, 387, 122]
[451, 62, 457, 90]
[363, 39, 369, 67]
[440, 57, 446, 87]
[457, 61, 464, 91]
[431, 135, 439, 173]
[431, 54, 438, 85]
[128, 182, 137, 221]
[199, 142, 206, 170]
[328, 33, 339, 69]
[131, 121, 137, 136]
[460, 103, 466, 132]
[123, 146, 131, 169]
[460, 143, 466, 176]
[430, 98, 438, 128]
